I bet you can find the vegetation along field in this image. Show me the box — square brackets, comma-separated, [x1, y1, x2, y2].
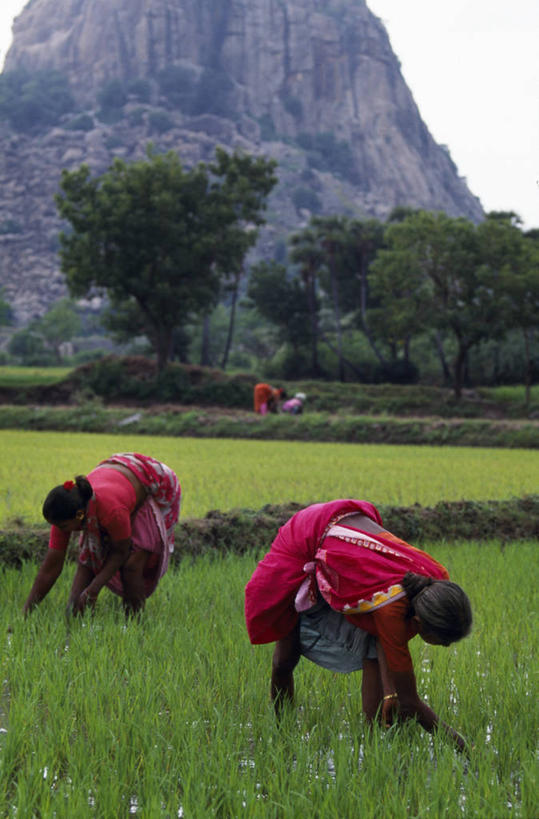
[1, 429, 538, 526]
[1, 541, 537, 817]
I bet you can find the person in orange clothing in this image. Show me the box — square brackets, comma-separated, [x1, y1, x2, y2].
[245, 499, 472, 752]
[253, 383, 285, 414]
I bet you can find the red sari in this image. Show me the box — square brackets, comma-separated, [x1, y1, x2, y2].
[245, 499, 448, 645]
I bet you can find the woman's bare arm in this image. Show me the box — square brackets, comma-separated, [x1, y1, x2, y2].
[23, 549, 67, 614]
[393, 669, 467, 751]
[75, 538, 131, 610]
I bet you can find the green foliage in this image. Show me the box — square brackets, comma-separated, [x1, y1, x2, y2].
[0, 290, 13, 326]
[96, 78, 127, 112]
[157, 64, 198, 111]
[0, 541, 536, 815]
[258, 113, 276, 140]
[0, 69, 75, 132]
[37, 299, 81, 361]
[8, 327, 54, 366]
[292, 186, 322, 213]
[66, 355, 255, 406]
[64, 113, 94, 132]
[55, 146, 277, 370]
[297, 131, 358, 181]
[126, 77, 152, 103]
[372, 210, 535, 397]
[281, 93, 303, 118]
[147, 109, 174, 133]
[126, 107, 146, 127]
[0, 219, 23, 235]
[247, 261, 311, 350]
[192, 67, 235, 117]
[7, 301, 81, 364]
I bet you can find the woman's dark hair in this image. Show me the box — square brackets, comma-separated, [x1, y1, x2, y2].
[402, 572, 472, 645]
[42, 475, 93, 523]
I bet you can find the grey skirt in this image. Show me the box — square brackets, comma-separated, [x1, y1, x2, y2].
[299, 597, 377, 673]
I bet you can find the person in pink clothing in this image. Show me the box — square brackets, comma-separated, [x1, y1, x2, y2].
[245, 499, 472, 751]
[24, 452, 181, 616]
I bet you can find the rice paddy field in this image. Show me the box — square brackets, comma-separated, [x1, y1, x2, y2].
[1, 428, 538, 816]
[1, 429, 538, 525]
[1, 541, 537, 818]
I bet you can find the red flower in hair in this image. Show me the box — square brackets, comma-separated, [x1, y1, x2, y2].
[63, 480, 75, 491]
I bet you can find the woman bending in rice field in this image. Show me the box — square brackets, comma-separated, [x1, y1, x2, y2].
[24, 452, 180, 616]
[245, 499, 472, 752]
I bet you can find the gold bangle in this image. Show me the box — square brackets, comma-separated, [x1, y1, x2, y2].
[383, 693, 398, 701]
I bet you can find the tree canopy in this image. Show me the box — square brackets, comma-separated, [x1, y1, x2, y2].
[55, 146, 277, 370]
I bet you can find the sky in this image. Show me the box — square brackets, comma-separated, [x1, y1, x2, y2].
[0, 0, 538, 229]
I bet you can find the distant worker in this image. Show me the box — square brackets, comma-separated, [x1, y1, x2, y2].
[253, 383, 286, 415]
[281, 392, 306, 415]
[23, 452, 181, 617]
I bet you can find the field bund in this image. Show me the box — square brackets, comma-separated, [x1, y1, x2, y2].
[1, 496, 537, 568]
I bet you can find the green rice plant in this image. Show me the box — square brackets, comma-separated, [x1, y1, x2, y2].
[0, 541, 537, 816]
[1, 429, 538, 526]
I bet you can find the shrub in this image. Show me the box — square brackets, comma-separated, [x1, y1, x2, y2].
[0, 69, 75, 133]
[69, 356, 256, 406]
[65, 113, 94, 131]
[297, 130, 358, 181]
[148, 109, 174, 134]
[157, 64, 197, 111]
[127, 107, 146, 127]
[97, 79, 127, 111]
[0, 219, 22, 235]
[127, 78, 152, 103]
[373, 359, 420, 385]
[292, 186, 322, 213]
[281, 94, 303, 119]
[192, 68, 235, 117]
[258, 115, 276, 141]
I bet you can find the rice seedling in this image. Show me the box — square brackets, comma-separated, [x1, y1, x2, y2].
[1, 541, 537, 817]
[1, 429, 537, 525]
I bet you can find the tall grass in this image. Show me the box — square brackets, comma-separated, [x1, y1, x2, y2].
[1, 541, 537, 817]
[1, 430, 538, 525]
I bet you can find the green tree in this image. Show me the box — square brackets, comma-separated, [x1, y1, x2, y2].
[377, 210, 511, 398]
[288, 227, 324, 376]
[247, 261, 311, 354]
[310, 215, 350, 380]
[497, 222, 539, 407]
[37, 299, 81, 361]
[368, 244, 432, 366]
[0, 69, 75, 132]
[342, 218, 386, 365]
[55, 146, 276, 371]
[0, 290, 13, 326]
[8, 325, 51, 365]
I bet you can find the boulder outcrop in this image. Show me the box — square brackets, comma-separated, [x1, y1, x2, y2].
[1, 0, 483, 324]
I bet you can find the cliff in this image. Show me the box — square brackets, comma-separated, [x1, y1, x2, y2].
[1, 0, 483, 324]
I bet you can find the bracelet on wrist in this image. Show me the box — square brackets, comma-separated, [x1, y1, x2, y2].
[383, 693, 398, 701]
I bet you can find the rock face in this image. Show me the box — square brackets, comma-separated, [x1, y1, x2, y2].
[1, 0, 483, 324]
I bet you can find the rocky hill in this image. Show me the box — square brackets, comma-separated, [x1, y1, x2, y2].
[0, 0, 483, 325]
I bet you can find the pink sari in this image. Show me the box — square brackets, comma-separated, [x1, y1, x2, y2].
[245, 499, 448, 644]
[78, 453, 181, 598]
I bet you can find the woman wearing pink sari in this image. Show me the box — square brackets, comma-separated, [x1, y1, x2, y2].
[245, 499, 472, 751]
[24, 453, 180, 616]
